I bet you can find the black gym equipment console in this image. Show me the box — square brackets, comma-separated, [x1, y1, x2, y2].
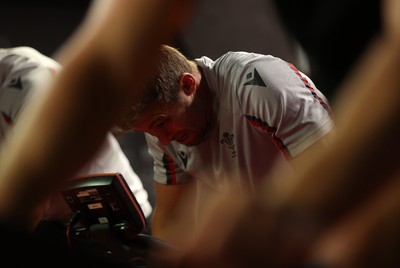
[61, 173, 175, 267]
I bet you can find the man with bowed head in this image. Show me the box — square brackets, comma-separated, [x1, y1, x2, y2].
[117, 44, 334, 245]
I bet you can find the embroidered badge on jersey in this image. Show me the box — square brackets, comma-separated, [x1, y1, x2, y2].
[220, 132, 237, 158]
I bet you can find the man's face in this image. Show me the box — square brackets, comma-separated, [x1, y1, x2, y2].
[132, 91, 210, 147]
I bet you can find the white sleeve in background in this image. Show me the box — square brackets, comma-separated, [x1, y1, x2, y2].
[74, 132, 153, 218]
[0, 47, 152, 219]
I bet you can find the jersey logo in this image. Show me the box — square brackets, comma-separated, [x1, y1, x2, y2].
[220, 132, 237, 158]
[177, 151, 188, 169]
[244, 68, 266, 87]
[7, 76, 23, 90]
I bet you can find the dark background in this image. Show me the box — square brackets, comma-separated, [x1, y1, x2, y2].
[0, 0, 306, 210]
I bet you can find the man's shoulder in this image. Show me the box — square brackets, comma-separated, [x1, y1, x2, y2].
[0, 46, 61, 70]
[219, 51, 277, 63]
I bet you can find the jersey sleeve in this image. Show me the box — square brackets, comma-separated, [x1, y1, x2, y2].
[0, 47, 60, 140]
[145, 133, 192, 185]
[236, 54, 334, 158]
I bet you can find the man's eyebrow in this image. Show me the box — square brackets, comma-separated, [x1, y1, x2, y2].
[148, 115, 167, 129]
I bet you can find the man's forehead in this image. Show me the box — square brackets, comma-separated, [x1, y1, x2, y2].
[131, 102, 168, 129]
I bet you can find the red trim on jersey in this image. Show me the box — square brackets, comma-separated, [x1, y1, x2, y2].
[245, 115, 292, 160]
[49, 67, 58, 76]
[288, 63, 332, 116]
[163, 154, 177, 185]
[1, 112, 13, 126]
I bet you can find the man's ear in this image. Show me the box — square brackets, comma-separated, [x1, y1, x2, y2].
[180, 73, 196, 95]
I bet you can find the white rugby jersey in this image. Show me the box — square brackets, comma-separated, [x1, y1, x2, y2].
[146, 51, 334, 192]
[0, 47, 152, 217]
